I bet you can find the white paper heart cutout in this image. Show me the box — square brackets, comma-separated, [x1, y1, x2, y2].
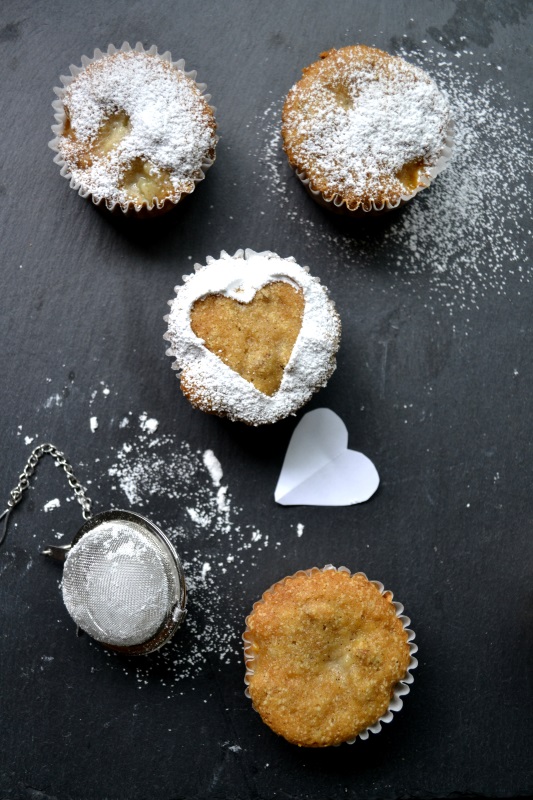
[275, 408, 379, 506]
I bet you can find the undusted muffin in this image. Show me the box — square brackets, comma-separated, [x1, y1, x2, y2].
[50, 43, 217, 214]
[282, 45, 453, 214]
[243, 566, 415, 747]
[163, 249, 341, 425]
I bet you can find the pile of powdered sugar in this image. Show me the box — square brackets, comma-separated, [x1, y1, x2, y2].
[283, 47, 451, 202]
[164, 249, 341, 425]
[56, 49, 216, 203]
[252, 48, 531, 313]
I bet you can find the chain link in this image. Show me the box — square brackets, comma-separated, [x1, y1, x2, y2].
[6, 443, 93, 520]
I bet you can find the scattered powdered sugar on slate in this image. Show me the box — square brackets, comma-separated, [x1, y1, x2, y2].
[251, 50, 531, 313]
[43, 498, 60, 512]
[100, 433, 273, 691]
[203, 449, 223, 487]
[139, 413, 159, 434]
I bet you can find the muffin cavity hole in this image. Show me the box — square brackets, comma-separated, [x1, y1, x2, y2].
[93, 110, 131, 156]
[396, 159, 425, 193]
[325, 83, 353, 110]
[62, 108, 132, 170]
[62, 107, 91, 169]
[119, 157, 175, 204]
[62, 109, 73, 137]
[190, 282, 305, 396]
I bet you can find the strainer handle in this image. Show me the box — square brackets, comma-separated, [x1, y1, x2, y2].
[0, 508, 12, 548]
[41, 544, 73, 562]
[0, 443, 93, 549]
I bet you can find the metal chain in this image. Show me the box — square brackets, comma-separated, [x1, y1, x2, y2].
[5, 443, 93, 520]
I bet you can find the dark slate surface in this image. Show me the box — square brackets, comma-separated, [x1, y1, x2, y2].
[0, 1, 532, 799]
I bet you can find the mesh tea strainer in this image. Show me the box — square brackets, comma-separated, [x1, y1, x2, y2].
[0, 443, 187, 655]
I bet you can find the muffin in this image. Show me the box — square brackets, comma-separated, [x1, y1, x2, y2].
[50, 42, 217, 215]
[282, 45, 453, 215]
[243, 566, 417, 747]
[163, 249, 341, 425]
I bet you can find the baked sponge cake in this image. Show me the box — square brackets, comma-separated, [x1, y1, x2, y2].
[164, 249, 341, 425]
[51, 43, 217, 214]
[282, 45, 452, 214]
[243, 567, 415, 747]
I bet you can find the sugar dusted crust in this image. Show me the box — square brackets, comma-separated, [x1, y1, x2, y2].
[244, 569, 411, 747]
[55, 48, 216, 212]
[164, 250, 341, 426]
[282, 45, 452, 210]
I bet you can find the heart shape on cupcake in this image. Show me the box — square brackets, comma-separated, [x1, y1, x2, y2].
[275, 408, 379, 505]
[164, 249, 341, 425]
[190, 281, 305, 396]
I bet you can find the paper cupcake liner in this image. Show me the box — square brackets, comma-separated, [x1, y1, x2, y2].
[49, 41, 217, 217]
[293, 120, 454, 217]
[243, 564, 418, 745]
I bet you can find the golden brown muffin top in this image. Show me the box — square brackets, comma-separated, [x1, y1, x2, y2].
[244, 568, 411, 747]
[282, 45, 451, 210]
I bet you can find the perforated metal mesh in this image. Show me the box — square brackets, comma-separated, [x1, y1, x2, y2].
[62, 519, 179, 648]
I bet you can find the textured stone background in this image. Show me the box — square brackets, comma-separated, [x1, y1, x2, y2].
[0, 1, 531, 798]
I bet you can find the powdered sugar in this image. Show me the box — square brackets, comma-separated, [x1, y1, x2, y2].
[283, 46, 451, 206]
[52, 46, 216, 209]
[164, 249, 341, 425]
[139, 413, 159, 434]
[203, 449, 223, 487]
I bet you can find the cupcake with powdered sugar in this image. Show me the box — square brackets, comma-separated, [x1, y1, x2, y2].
[282, 45, 453, 215]
[163, 249, 341, 425]
[50, 42, 217, 215]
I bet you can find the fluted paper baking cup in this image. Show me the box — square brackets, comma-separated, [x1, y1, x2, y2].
[293, 120, 454, 217]
[243, 564, 418, 745]
[49, 42, 217, 216]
